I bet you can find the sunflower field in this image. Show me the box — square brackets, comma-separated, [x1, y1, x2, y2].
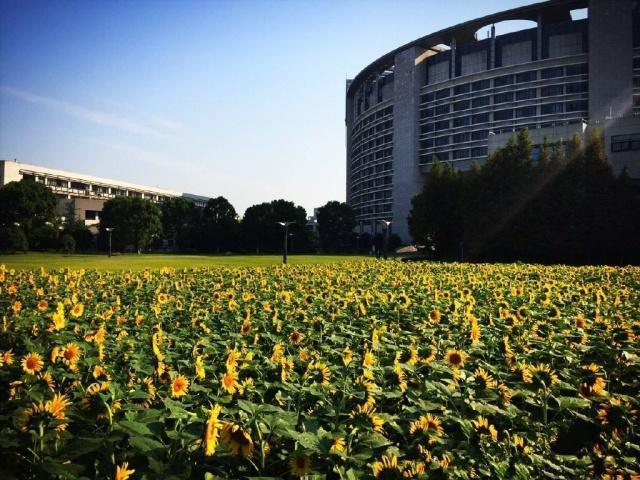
[0, 261, 639, 480]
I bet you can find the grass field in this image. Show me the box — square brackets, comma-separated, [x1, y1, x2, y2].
[0, 252, 364, 270]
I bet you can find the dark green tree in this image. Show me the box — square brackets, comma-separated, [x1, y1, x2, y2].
[0, 179, 59, 250]
[99, 197, 162, 253]
[241, 200, 307, 253]
[316, 201, 355, 253]
[200, 196, 239, 252]
[161, 197, 198, 250]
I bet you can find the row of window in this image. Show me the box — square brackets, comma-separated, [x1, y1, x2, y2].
[353, 203, 393, 217]
[611, 134, 640, 152]
[352, 106, 393, 134]
[350, 175, 394, 194]
[350, 134, 393, 160]
[420, 130, 489, 149]
[351, 161, 393, 182]
[420, 146, 488, 162]
[420, 100, 588, 133]
[421, 64, 588, 103]
[351, 147, 393, 172]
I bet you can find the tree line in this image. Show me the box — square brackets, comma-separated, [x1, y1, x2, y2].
[0, 180, 360, 254]
[409, 128, 640, 264]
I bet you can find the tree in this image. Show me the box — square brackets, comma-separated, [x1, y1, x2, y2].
[200, 196, 239, 252]
[316, 201, 355, 253]
[0, 179, 59, 250]
[62, 201, 95, 252]
[241, 200, 307, 253]
[99, 197, 162, 253]
[161, 197, 198, 251]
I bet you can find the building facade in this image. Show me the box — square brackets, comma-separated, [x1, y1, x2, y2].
[0, 160, 208, 227]
[346, 0, 640, 242]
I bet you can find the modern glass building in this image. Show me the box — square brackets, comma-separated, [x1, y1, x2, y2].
[346, 0, 640, 242]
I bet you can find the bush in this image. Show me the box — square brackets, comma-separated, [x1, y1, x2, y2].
[0, 226, 28, 252]
[60, 233, 76, 254]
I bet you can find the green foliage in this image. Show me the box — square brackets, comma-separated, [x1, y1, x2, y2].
[99, 197, 162, 253]
[0, 179, 60, 251]
[409, 128, 640, 264]
[241, 199, 309, 253]
[200, 196, 239, 252]
[161, 197, 199, 250]
[0, 225, 28, 252]
[317, 201, 356, 253]
[59, 233, 76, 254]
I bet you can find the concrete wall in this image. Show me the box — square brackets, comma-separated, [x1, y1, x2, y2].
[589, 0, 633, 121]
[392, 46, 425, 242]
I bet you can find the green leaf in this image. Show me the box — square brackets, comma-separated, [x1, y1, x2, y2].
[296, 432, 319, 450]
[116, 420, 154, 436]
[129, 435, 164, 453]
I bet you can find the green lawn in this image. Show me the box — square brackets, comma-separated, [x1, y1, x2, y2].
[0, 252, 365, 271]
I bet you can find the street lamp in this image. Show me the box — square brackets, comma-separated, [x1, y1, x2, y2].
[105, 227, 115, 257]
[276, 221, 295, 264]
[13, 222, 21, 227]
[377, 219, 392, 260]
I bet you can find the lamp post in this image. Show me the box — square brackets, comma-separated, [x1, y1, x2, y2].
[105, 227, 115, 257]
[276, 221, 295, 264]
[377, 219, 392, 259]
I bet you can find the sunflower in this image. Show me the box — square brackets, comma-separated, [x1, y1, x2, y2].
[226, 349, 240, 370]
[579, 364, 606, 396]
[2, 350, 14, 366]
[290, 452, 311, 477]
[240, 318, 252, 335]
[473, 367, 497, 390]
[157, 293, 169, 304]
[428, 309, 442, 323]
[195, 355, 205, 380]
[342, 347, 353, 366]
[330, 437, 346, 454]
[71, 303, 84, 318]
[204, 404, 222, 456]
[363, 350, 376, 367]
[409, 413, 444, 443]
[289, 330, 304, 345]
[221, 422, 253, 456]
[349, 403, 384, 433]
[397, 292, 411, 310]
[371, 454, 403, 479]
[171, 375, 189, 398]
[17, 393, 70, 433]
[22, 353, 44, 375]
[512, 434, 531, 454]
[221, 370, 239, 395]
[62, 343, 81, 365]
[115, 462, 135, 480]
[305, 361, 331, 386]
[445, 349, 465, 369]
[37, 299, 48, 311]
[529, 363, 559, 388]
[472, 416, 498, 442]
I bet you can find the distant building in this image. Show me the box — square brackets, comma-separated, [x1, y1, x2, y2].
[346, 0, 640, 242]
[0, 159, 209, 228]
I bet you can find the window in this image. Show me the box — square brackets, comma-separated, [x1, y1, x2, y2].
[434, 151, 450, 160]
[541, 103, 564, 115]
[453, 132, 471, 143]
[454, 100, 470, 111]
[472, 96, 490, 108]
[421, 92, 435, 103]
[453, 149, 469, 159]
[420, 139, 433, 149]
[516, 88, 537, 100]
[634, 57, 640, 69]
[435, 88, 450, 100]
[541, 66, 564, 79]
[421, 108, 434, 119]
[421, 123, 434, 134]
[453, 116, 471, 127]
[435, 120, 450, 131]
[541, 84, 564, 97]
[494, 109, 514, 121]
[470, 147, 488, 157]
[565, 100, 588, 112]
[516, 106, 536, 118]
[472, 112, 490, 124]
[566, 82, 588, 94]
[471, 79, 491, 91]
[471, 129, 489, 140]
[85, 210, 98, 221]
[435, 135, 449, 146]
[435, 104, 450, 115]
[565, 63, 588, 76]
[454, 83, 471, 95]
[494, 74, 514, 87]
[494, 92, 514, 104]
[516, 70, 536, 83]
[611, 133, 640, 152]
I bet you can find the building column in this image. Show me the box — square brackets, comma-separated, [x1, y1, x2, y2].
[391, 46, 426, 243]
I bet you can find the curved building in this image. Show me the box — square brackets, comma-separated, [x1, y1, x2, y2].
[346, 0, 640, 242]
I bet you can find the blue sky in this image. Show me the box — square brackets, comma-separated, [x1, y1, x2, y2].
[1, 0, 543, 215]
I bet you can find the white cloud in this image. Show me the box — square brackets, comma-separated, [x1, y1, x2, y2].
[1, 85, 165, 137]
